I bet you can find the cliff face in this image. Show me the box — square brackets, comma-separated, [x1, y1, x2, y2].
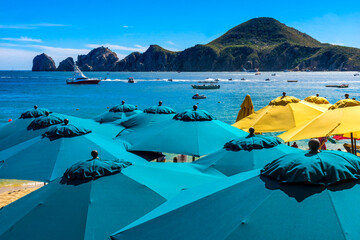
[32, 53, 56, 71]
[32, 17, 360, 71]
[57, 57, 74, 71]
[77, 47, 119, 71]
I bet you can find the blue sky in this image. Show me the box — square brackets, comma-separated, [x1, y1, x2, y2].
[1, 0, 360, 70]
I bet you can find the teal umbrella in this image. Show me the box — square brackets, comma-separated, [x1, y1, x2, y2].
[123, 106, 247, 157]
[116, 102, 176, 137]
[112, 150, 360, 240]
[19, 106, 50, 119]
[193, 133, 302, 176]
[0, 122, 146, 182]
[0, 157, 221, 240]
[94, 101, 142, 123]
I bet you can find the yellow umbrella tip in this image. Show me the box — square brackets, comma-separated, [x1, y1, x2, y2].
[304, 95, 330, 104]
[329, 99, 360, 110]
[269, 96, 300, 106]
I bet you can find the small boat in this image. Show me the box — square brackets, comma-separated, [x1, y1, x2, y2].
[265, 78, 270, 81]
[128, 77, 135, 83]
[198, 80, 217, 83]
[271, 73, 276, 76]
[326, 84, 349, 88]
[191, 84, 220, 89]
[287, 80, 298, 82]
[241, 78, 245, 80]
[192, 94, 206, 99]
[214, 79, 220, 82]
[66, 65, 101, 85]
[355, 73, 360, 76]
[167, 79, 173, 82]
[228, 78, 232, 81]
[255, 72, 261, 75]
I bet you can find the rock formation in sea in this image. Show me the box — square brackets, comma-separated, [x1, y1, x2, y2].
[32, 17, 360, 71]
[32, 53, 56, 71]
[57, 57, 74, 71]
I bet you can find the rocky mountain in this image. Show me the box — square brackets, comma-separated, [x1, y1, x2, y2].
[32, 17, 360, 71]
[57, 57, 74, 71]
[32, 53, 56, 71]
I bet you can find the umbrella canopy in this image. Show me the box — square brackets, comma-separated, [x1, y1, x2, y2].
[0, 123, 147, 182]
[115, 103, 176, 136]
[278, 99, 360, 142]
[303, 95, 330, 105]
[235, 94, 254, 122]
[112, 150, 360, 240]
[0, 157, 221, 240]
[123, 106, 247, 157]
[193, 133, 302, 176]
[19, 106, 50, 119]
[94, 102, 142, 123]
[233, 93, 327, 133]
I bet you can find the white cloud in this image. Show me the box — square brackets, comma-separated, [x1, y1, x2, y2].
[1, 37, 42, 43]
[85, 44, 147, 52]
[0, 48, 39, 70]
[0, 23, 67, 29]
[166, 41, 176, 46]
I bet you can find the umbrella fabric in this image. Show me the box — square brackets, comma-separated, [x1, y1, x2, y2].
[0, 124, 147, 182]
[303, 95, 330, 104]
[235, 94, 254, 122]
[193, 134, 302, 176]
[123, 109, 247, 157]
[0, 159, 221, 240]
[115, 105, 176, 136]
[19, 107, 50, 119]
[112, 151, 360, 240]
[27, 113, 65, 130]
[233, 95, 326, 133]
[278, 99, 360, 142]
[94, 103, 142, 123]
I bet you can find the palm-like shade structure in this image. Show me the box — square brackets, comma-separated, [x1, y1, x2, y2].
[233, 93, 327, 133]
[123, 106, 247, 157]
[112, 150, 360, 240]
[0, 157, 221, 240]
[193, 132, 301, 176]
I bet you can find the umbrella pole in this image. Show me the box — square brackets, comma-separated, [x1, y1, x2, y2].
[351, 133, 355, 155]
[287, 142, 290, 146]
[355, 138, 357, 156]
[192, 156, 195, 162]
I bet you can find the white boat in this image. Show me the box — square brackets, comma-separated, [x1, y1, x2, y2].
[66, 65, 101, 85]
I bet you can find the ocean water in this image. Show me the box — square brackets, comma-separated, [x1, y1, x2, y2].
[0, 71, 359, 150]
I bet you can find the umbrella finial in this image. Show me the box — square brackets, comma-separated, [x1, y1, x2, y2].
[193, 105, 198, 111]
[122, 100, 125, 105]
[34, 105, 38, 109]
[91, 150, 98, 159]
[282, 92, 286, 97]
[45, 111, 50, 116]
[249, 127, 255, 136]
[158, 101, 163, 106]
[316, 94, 319, 97]
[308, 138, 320, 154]
[345, 94, 349, 99]
[64, 119, 69, 125]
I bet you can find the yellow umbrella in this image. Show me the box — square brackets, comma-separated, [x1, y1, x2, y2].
[233, 93, 327, 133]
[278, 99, 360, 144]
[303, 94, 330, 104]
[235, 95, 254, 122]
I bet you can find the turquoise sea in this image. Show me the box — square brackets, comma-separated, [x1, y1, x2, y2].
[0, 71, 359, 150]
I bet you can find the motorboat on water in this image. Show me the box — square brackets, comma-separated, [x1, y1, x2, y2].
[265, 78, 270, 81]
[128, 77, 135, 83]
[355, 73, 360, 76]
[228, 78, 233, 81]
[241, 78, 245, 80]
[191, 84, 220, 89]
[66, 65, 101, 84]
[326, 84, 349, 88]
[271, 73, 276, 76]
[287, 80, 298, 82]
[192, 94, 207, 99]
[167, 79, 173, 82]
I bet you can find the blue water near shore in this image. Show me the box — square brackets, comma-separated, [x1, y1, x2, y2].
[0, 71, 359, 149]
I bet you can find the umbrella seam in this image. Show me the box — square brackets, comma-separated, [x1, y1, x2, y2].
[326, 191, 348, 240]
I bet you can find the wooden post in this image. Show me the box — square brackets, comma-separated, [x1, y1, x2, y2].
[351, 133, 355, 155]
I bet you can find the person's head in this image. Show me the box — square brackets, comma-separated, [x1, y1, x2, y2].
[173, 157, 178, 163]
[34, 105, 38, 109]
[353, 98, 356, 100]
[45, 111, 50, 116]
[308, 138, 320, 153]
[337, 148, 342, 151]
[292, 142, 297, 145]
[282, 92, 286, 97]
[345, 94, 349, 99]
[316, 94, 319, 97]
[122, 100, 125, 105]
[91, 150, 98, 159]
[193, 105, 198, 111]
[158, 101, 163, 106]
[64, 119, 69, 125]
[249, 127, 255, 136]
